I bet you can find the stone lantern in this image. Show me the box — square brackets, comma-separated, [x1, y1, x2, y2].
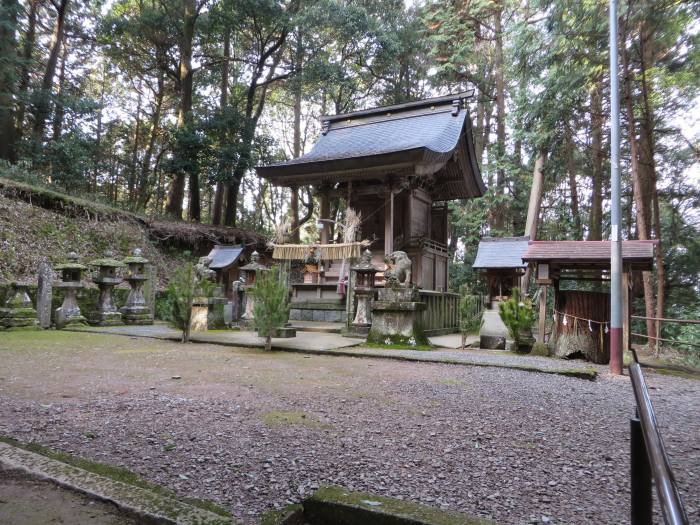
[54, 251, 88, 329]
[239, 251, 268, 321]
[120, 248, 153, 325]
[88, 251, 125, 326]
[0, 281, 38, 330]
[350, 249, 378, 335]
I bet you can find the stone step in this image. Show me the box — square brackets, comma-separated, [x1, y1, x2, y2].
[289, 321, 343, 334]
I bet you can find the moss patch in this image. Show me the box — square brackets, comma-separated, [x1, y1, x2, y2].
[306, 485, 496, 525]
[363, 342, 434, 351]
[0, 435, 231, 518]
[261, 411, 331, 430]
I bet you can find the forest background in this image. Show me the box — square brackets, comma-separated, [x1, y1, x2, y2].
[0, 0, 698, 360]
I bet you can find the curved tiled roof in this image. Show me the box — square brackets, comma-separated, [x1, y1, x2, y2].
[256, 93, 485, 200]
[274, 107, 467, 166]
[473, 237, 530, 270]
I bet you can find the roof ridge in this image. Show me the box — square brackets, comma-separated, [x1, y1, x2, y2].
[321, 91, 474, 122]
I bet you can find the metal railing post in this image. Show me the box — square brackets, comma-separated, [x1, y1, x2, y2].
[631, 413, 652, 525]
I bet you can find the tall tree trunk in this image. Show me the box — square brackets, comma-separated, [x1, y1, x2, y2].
[565, 124, 582, 240]
[165, 0, 197, 220]
[212, 30, 230, 226]
[290, 30, 303, 242]
[51, 37, 68, 142]
[136, 70, 165, 211]
[15, 0, 38, 142]
[0, 0, 18, 161]
[638, 13, 665, 354]
[223, 35, 286, 226]
[588, 83, 604, 240]
[127, 85, 142, 207]
[622, 37, 656, 344]
[521, 150, 547, 291]
[491, 0, 506, 230]
[32, 0, 70, 145]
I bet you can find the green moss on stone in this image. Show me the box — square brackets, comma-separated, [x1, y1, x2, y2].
[0, 435, 232, 518]
[259, 504, 304, 525]
[306, 485, 497, 525]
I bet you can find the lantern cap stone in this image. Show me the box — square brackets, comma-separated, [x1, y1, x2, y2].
[240, 251, 268, 272]
[55, 251, 87, 271]
[123, 248, 149, 264]
[352, 249, 379, 272]
[90, 250, 126, 267]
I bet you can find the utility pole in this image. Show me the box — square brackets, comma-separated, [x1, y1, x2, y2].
[609, 0, 623, 375]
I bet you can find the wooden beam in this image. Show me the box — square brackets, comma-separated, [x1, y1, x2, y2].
[384, 186, 394, 255]
[623, 269, 630, 353]
[538, 285, 547, 344]
[320, 188, 330, 245]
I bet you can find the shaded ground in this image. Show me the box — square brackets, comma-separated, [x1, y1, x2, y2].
[0, 331, 698, 524]
[0, 468, 138, 525]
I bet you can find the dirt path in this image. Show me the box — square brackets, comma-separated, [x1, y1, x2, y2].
[1, 331, 698, 524]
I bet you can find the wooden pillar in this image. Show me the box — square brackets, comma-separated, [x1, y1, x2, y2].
[320, 188, 330, 245]
[384, 187, 394, 256]
[538, 284, 547, 344]
[622, 267, 630, 353]
[290, 185, 299, 243]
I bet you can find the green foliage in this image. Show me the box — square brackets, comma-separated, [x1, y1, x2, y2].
[498, 288, 536, 347]
[165, 258, 213, 343]
[251, 266, 289, 351]
[459, 290, 482, 334]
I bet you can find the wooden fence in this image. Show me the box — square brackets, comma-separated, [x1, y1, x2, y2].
[419, 290, 460, 336]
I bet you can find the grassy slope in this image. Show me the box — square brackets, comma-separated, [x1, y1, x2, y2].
[0, 191, 186, 286]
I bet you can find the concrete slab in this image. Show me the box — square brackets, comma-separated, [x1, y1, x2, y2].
[428, 333, 478, 349]
[0, 442, 231, 525]
[68, 323, 362, 352]
[479, 309, 509, 349]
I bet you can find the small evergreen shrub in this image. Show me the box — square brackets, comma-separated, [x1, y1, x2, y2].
[166, 261, 213, 343]
[251, 266, 290, 351]
[498, 288, 536, 351]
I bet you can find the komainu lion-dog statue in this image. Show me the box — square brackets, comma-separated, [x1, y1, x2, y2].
[384, 251, 412, 287]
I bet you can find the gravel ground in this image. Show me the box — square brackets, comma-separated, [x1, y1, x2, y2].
[0, 331, 698, 525]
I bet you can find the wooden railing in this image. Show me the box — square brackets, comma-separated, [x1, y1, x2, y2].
[419, 290, 460, 336]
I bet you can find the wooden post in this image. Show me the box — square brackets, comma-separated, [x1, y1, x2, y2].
[290, 184, 299, 243]
[622, 268, 630, 354]
[384, 186, 394, 256]
[538, 284, 547, 343]
[320, 188, 330, 245]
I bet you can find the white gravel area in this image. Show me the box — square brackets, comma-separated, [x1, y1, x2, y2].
[0, 333, 698, 525]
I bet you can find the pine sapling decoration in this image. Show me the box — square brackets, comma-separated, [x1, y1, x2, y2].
[251, 266, 289, 351]
[166, 261, 214, 343]
[458, 289, 483, 350]
[498, 288, 536, 352]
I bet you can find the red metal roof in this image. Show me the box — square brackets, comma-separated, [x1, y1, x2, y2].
[522, 240, 656, 263]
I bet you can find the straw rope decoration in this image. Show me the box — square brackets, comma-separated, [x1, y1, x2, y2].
[552, 310, 609, 355]
[272, 242, 363, 261]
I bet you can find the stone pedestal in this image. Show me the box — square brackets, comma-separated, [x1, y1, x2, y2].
[55, 252, 88, 329]
[88, 252, 124, 326]
[190, 296, 228, 331]
[120, 249, 153, 325]
[367, 285, 427, 345]
[239, 251, 269, 328]
[0, 282, 39, 330]
[349, 249, 378, 337]
[37, 262, 53, 329]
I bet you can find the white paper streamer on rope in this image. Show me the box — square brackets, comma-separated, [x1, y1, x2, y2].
[588, 320, 593, 332]
[604, 323, 609, 334]
[562, 315, 568, 326]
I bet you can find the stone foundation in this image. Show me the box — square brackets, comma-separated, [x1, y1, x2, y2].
[367, 285, 427, 345]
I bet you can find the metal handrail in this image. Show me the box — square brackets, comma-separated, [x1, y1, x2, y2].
[629, 350, 689, 525]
